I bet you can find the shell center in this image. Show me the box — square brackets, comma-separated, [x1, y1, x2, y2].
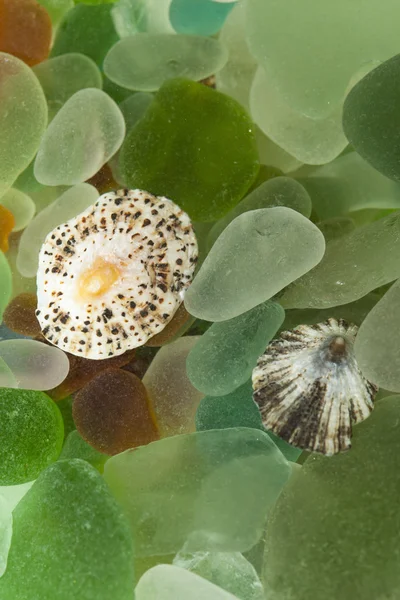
[77, 257, 121, 301]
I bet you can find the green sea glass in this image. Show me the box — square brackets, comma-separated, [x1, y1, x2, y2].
[111, 0, 174, 38]
[262, 396, 400, 600]
[0, 388, 63, 485]
[120, 78, 259, 222]
[0, 252, 12, 323]
[0, 495, 12, 577]
[0, 53, 47, 199]
[185, 207, 325, 322]
[36, 0, 74, 26]
[186, 301, 284, 396]
[119, 92, 153, 132]
[169, 0, 235, 36]
[0, 460, 135, 600]
[60, 430, 108, 472]
[104, 427, 291, 556]
[0, 358, 16, 389]
[0, 188, 35, 232]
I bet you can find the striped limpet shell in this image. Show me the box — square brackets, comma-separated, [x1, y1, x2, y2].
[36, 189, 198, 359]
[252, 318, 378, 456]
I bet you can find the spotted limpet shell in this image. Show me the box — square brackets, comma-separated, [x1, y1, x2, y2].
[36, 189, 198, 359]
[252, 318, 378, 456]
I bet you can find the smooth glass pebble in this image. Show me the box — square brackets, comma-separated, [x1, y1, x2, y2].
[0, 206, 14, 253]
[57, 395, 75, 438]
[0, 53, 47, 199]
[33, 54, 102, 120]
[0, 388, 63, 485]
[0, 339, 70, 391]
[355, 279, 400, 391]
[34, 89, 125, 186]
[105, 428, 290, 556]
[250, 66, 347, 165]
[36, 0, 74, 26]
[0, 481, 34, 512]
[120, 78, 259, 222]
[173, 551, 264, 600]
[208, 177, 312, 248]
[2, 293, 40, 337]
[255, 128, 303, 174]
[51, 4, 119, 68]
[60, 430, 108, 472]
[0, 0, 52, 66]
[0, 358, 16, 388]
[280, 211, 400, 309]
[0, 253, 12, 324]
[262, 396, 400, 600]
[0, 189, 35, 233]
[185, 207, 325, 322]
[5, 233, 37, 300]
[143, 336, 203, 437]
[0, 495, 12, 577]
[343, 55, 400, 182]
[17, 183, 99, 278]
[136, 565, 240, 600]
[104, 34, 228, 92]
[119, 92, 153, 133]
[111, 0, 174, 38]
[187, 301, 284, 396]
[0, 459, 135, 600]
[169, 0, 235, 36]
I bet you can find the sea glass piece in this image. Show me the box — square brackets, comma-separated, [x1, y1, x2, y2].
[60, 430, 108, 472]
[73, 369, 159, 455]
[0, 481, 34, 512]
[0, 495, 12, 577]
[17, 183, 99, 278]
[0, 388, 63, 485]
[105, 428, 290, 556]
[111, 0, 174, 38]
[0, 189, 35, 233]
[0, 459, 135, 600]
[0, 358, 16, 388]
[355, 279, 400, 392]
[0, 0, 52, 66]
[0, 53, 47, 198]
[146, 303, 193, 347]
[245, 0, 400, 118]
[250, 66, 347, 165]
[173, 550, 264, 600]
[34, 89, 125, 186]
[185, 207, 325, 322]
[3, 293, 41, 337]
[208, 177, 312, 248]
[0, 253, 12, 324]
[0, 339, 70, 391]
[255, 128, 303, 174]
[33, 53, 102, 120]
[104, 34, 228, 92]
[187, 301, 284, 396]
[170, 0, 235, 36]
[51, 4, 119, 68]
[343, 55, 400, 182]
[280, 211, 400, 309]
[262, 396, 400, 600]
[57, 395, 75, 438]
[136, 565, 240, 600]
[143, 336, 203, 437]
[5, 233, 36, 299]
[119, 92, 153, 133]
[0, 206, 15, 253]
[120, 78, 259, 222]
[36, 0, 73, 26]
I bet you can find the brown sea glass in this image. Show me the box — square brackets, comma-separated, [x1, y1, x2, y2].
[3, 293, 41, 337]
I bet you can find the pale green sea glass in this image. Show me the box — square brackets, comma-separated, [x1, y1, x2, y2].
[0, 188, 35, 232]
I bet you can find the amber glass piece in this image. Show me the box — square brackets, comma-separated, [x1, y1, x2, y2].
[0, 0, 52, 67]
[72, 368, 159, 455]
[0, 205, 15, 253]
[3, 293, 41, 337]
[85, 163, 119, 194]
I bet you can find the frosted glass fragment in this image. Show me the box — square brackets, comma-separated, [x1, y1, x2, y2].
[0, 495, 12, 577]
[0, 189, 35, 233]
[255, 128, 303, 174]
[0, 357, 16, 388]
[36, 0, 74, 26]
[60, 430, 108, 472]
[119, 92, 153, 132]
[185, 207, 325, 322]
[111, 0, 174, 38]
[0, 252, 12, 323]
[170, 0, 234, 36]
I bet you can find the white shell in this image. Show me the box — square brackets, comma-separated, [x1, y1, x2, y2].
[36, 189, 198, 359]
[252, 318, 377, 456]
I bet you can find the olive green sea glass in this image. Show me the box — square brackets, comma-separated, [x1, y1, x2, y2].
[104, 427, 291, 556]
[185, 207, 325, 322]
[120, 78, 259, 221]
[0, 188, 35, 232]
[0, 53, 47, 198]
[262, 396, 400, 600]
[186, 301, 284, 396]
[0, 252, 12, 323]
[0, 388, 63, 485]
[0, 459, 135, 600]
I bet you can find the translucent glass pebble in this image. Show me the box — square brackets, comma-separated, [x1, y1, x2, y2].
[0, 188, 35, 233]
[0, 255, 14, 324]
[36, 0, 74, 26]
[120, 78, 259, 221]
[33, 54, 102, 120]
[34, 89, 125, 186]
[185, 207, 325, 322]
[169, 0, 235, 36]
[187, 301, 284, 396]
[0, 339, 70, 391]
[60, 430, 108, 472]
[0, 358, 16, 389]
[255, 128, 303, 174]
[136, 565, 240, 600]
[343, 55, 400, 182]
[262, 396, 400, 600]
[355, 279, 400, 392]
[119, 92, 153, 133]
[111, 0, 174, 39]
[0, 206, 14, 252]
[104, 34, 228, 92]
[208, 177, 312, 248]
[143, 336, 204, 437]
[280, 211, 400, 309]
[104, 427, 291, 556]
[0, 53, 47, 199]
[0, 388, 63, 485]
[0, 459, 135, 600]
[17, 183, 99, 278]
[3, 293, 41, 337]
